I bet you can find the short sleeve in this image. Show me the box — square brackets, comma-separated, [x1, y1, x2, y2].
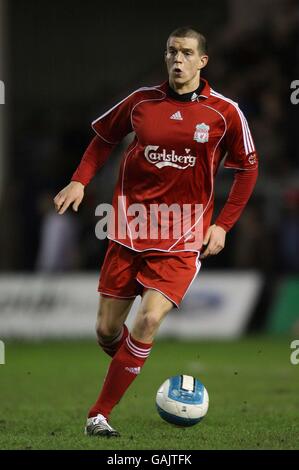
[91, 91, 136, 144]
[223, 103, 258, 170]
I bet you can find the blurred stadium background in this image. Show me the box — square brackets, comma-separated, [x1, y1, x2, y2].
[0, 0, 298, 450]
[0, 0, 298, 339]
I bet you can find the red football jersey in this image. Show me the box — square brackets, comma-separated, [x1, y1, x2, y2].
[91, 79, 258, 252]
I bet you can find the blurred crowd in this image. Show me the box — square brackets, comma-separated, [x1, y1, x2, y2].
[1, 0, 298, 274]
[207, 0, 299, 273]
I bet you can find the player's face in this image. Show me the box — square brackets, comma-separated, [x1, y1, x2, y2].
[165, 37, 208, 92]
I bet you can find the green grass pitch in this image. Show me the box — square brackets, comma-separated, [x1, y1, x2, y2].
[0, 336, 298, 450]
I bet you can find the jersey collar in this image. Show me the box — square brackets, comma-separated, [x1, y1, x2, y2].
[197, 78, 210, 98]
[159, 77, 210, 101]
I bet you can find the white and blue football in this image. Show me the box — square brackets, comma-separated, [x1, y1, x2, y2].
[156, 374, 209, 427]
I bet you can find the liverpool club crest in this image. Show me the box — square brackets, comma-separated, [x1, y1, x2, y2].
[194, 123, 210, 143]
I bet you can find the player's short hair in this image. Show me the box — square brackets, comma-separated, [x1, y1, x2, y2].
[167, 26, 208, 55]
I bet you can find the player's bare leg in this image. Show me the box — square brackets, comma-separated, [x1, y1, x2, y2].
[131, 288, 173, 343]
[96, 295, 134, 357]
[86, 289, 173, 436]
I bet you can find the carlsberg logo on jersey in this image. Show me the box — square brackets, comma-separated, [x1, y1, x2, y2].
[144, 145, 196, 169]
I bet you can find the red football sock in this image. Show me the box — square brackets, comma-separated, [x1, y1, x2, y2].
[88, 333, 152, 419]
[97, 324, 129, 357]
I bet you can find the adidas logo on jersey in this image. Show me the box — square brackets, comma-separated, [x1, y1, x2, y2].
[170, 111, 183, 120]
[125, 366, 141, 375]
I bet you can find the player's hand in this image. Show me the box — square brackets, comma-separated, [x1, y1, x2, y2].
[200, 224, 226, 259]
[53, 181, 85, 215]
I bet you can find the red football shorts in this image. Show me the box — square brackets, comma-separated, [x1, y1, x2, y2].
[98, 240, 201, 307]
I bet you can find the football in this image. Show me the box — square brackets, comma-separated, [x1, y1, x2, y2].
[156, 374, 209, 427]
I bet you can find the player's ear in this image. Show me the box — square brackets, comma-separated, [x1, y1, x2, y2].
[198, 54, 209, 70]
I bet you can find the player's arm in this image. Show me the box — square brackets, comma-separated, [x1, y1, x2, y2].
[54, 136, 116, 215]
[54, 89, 135, 214]
[200, 103, 258, 259]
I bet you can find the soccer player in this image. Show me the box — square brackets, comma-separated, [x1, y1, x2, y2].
[54, 26, 258, 437]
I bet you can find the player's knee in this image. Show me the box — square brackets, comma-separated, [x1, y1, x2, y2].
[95, 319, 120, 343]
[96, 299, 121, 341]
[136, 310, 161, 336]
